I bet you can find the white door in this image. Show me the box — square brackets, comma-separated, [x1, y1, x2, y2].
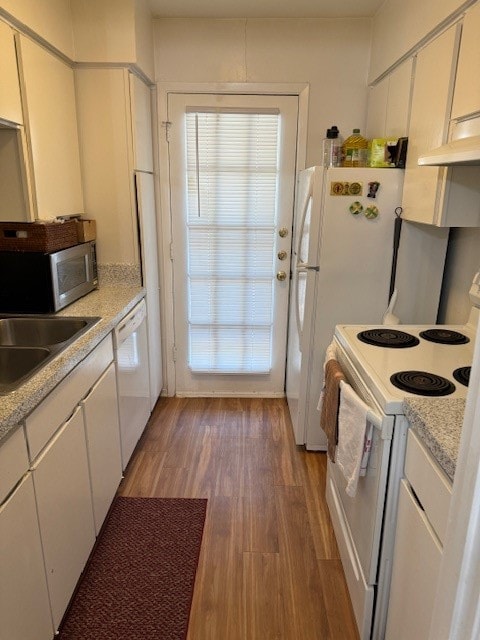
[168, 93, 298, 396]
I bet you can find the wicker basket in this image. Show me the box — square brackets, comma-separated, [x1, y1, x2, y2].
[0, 220, 78, 252]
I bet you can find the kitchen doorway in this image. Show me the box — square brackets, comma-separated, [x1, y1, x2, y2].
[167, 92, 299, 396]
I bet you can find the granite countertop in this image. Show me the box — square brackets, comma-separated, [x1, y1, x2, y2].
[403, 397, 465, 482]
[0, 282, 144, 444]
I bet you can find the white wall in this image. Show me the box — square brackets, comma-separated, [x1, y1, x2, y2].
[153, 18, 372, 167]
[369, 0, 473, 81]
[0, 0, 74, 58]
[439, 228, 480, 323]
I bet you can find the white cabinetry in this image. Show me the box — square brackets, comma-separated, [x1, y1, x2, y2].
[82, 362, 122, 534]
[366, 58, 413, 140]
[17, 35, 84, 218]
[23, 333, 119, 632]
[0, 428, 53, 640]
[451, 3, 480, 120]
[32, 406, 95, 631]
[76, 68, 163, 405]
[401, 24, 461, 225]
[385, 429, 453, 639]
[0, 21, 23, 124]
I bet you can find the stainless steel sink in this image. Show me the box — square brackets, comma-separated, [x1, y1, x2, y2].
[0, 315, 100, 394]
[0, 317, 91, 347]
[0, 346, 51, 388]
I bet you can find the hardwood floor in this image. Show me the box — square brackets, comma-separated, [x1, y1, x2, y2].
[118, 396, 359, 640]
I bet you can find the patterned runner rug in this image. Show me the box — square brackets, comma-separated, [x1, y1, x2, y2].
[57, 497, 207, 640]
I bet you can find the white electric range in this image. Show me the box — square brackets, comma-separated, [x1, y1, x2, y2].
[325, 274, 479, 640]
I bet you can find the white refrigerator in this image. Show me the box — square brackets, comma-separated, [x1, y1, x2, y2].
[286, 166, 447, 450]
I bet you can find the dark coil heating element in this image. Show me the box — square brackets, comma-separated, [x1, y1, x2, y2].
[390, 371, 455, 396]
[453, 366, 471, 387]
[419, 329, 470, 345]
[357, 329, 419, 348]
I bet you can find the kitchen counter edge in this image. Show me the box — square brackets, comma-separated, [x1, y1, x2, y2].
[0, 284, 145, 444]
[403, 397, 465, 482]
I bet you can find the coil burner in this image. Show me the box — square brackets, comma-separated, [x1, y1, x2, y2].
[453, 366, 471, 387]
[390, 371, 455, 396]
[357, 329, 420, 348]
[419, 329, 470, 345]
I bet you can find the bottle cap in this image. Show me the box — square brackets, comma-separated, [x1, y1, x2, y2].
[353, 128, 360, 134]
[326, 125, 339, 139]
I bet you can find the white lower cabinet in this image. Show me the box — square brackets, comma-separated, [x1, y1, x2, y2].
[385, 480, 442, 639]
[385, 428, 451, 640]
[82, 362, 123, 534]
[32, 406, 96, 631]
[0, 473, 53, 640]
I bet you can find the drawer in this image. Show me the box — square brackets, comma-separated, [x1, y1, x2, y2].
[0, 426, 29, 504]
[404, 429, 452, 545]
[26, 334, 113, 461]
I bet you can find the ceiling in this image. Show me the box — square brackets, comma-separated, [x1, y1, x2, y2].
[149, 0, 385, 19]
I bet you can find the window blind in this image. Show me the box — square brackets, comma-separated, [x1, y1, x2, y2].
[185, 109, 280, 374]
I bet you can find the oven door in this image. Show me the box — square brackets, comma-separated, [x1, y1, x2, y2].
[326, 343, 394, 640]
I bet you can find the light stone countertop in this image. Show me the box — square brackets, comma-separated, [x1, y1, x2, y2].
[0, 283, 144, 444]
[403, 397, 465, 482]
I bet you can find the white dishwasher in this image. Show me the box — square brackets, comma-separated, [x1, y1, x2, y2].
[114, 299, 151, 470]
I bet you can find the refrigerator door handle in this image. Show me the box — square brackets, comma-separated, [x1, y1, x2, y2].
[294, 268, 303, 351]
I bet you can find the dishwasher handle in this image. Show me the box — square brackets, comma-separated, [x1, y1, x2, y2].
[115, 299, 147, 344]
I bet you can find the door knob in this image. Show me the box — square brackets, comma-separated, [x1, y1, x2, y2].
[276, 271, 287, 281]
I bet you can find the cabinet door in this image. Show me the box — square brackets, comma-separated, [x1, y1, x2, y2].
[451, 3, 480, 120]
[17, 35, 84, 218]
[385, 479, 442, 640]
[0, 21, 23, 124]
[135, 172, 163, 406]
[130, 73, 154, 172]
[366, 59, 413, 140]
[82, 363, 122, 535]
[402, 25, 460, 225]
[75, 67, 138, 264]
[33, 406, 95, 631]
[0, 474, 53, 640]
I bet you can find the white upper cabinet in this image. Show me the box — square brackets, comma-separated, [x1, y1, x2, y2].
[76, 67, 139, 264]
[0, 21, 23, 125]
[17, 35, 84, 218]
[451, 3, 480, 120]
[366, 58, 413, 140]
[402, 24, 462, 226]
[130, 73, 154, 172]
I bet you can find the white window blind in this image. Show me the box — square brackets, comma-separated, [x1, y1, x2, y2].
[185, 109, 280, 374]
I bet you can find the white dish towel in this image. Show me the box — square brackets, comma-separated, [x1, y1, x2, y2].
[336, 380, 373, 498]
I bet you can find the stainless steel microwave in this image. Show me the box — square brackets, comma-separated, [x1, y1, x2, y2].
[0, 241, 98, 313]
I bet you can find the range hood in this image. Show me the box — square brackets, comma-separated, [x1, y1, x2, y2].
[418, 117, 480, 166]
[418, 135, 480, 166]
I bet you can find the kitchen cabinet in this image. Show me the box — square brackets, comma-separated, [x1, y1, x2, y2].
[131, 73, 154, 172]
[23, 334, 116, 631]
[0, 20, 23, 125]
[385, 429, 452, 640]
[451, 3, 480, 120]
[401, 24, 461, 225]
[81, 362, 122, 534]
[0, 428, 53, 640]
[17, 34, 84, 218]
[76, 67, 163, 404]
[32, 406, 95, 631]
[366, 58, 413, 140]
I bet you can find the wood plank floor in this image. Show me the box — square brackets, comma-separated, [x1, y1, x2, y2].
[118, 396, 359, 640]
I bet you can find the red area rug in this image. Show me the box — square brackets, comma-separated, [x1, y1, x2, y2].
[57, 497, 207, 640]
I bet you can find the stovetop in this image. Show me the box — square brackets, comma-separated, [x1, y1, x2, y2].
[334, 322, 476, 415]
